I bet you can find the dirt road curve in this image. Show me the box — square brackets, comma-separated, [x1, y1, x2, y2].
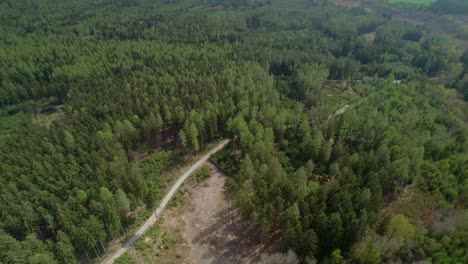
[103, 139, 229, 264]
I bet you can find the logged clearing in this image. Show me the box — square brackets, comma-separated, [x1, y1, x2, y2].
[32, 111, 63, 128]
[124, 163, 280, 264]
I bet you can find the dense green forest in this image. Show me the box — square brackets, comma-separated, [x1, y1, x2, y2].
[0, 0, 466, 263]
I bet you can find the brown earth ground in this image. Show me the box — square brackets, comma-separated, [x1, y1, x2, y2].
[123, 163, 281, 264]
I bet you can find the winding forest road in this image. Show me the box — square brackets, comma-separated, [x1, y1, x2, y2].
[103, 139, 230, 264]
[328, 104, 350, 120]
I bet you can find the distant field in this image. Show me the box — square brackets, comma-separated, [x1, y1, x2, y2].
[389, 0, 434, 6]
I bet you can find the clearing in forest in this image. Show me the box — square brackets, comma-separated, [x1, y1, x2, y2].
[121, 163, 280, 264]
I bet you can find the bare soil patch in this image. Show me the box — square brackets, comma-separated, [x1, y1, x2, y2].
[127, 163, 281, 263]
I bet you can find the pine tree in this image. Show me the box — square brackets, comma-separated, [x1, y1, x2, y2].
[237, 155, 255, 183]
[186, 122, 199, 153]
[178, 129, 187, 152]
[284, 203, 302, 251]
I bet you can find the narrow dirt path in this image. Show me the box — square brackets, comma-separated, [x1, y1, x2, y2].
[163, 163, 281, 263]
[128, 163, 281, 264]
[103, 140, 229, 264]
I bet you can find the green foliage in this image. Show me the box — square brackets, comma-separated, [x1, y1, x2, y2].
[54, 231, 76, 264]
[63, 130, 75, 152]
[114, 253, 134, 264]
[0, 106, 31, 143]
[134, 240, 151, 251]
[284, 203, 302, 250]
[195, 166, 211, 182]
[0, 0, 465, 263]
[386, 214, 415, 243]
[350, 240, 381, 264]
[145, 223, 161, 240]
[178, 129, 187, 152]
[225, 78, 466, 261]
[168, 188, 186, 208]
[186, 122, 200, 153]
[295, 63, 329, 99]
[330, 249, 346, 264]
[161, 232, 177, 249]
[210, 149, 239, 176]
[140, 151, 175, 182]
[115, 189, 130, 212]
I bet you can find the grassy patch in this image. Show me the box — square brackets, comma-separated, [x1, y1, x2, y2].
[195, 166, 210, 182]
[168, 188, 185, 208]
[134, 209, 153, 224]
[114, 253, 135, 264]
[161, 231, 177, 250]
[363, 32, 376, 43]
[134, 240, 151, 251]
[145, 222, 162, 240]
[32, 111, 63, 128]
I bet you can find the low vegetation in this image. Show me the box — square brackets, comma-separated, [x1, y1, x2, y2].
[0, 0, 466, 263]
[390, 0, 434, 6]
[114, 253, 134, 264]
[195, 166, 211, 183]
